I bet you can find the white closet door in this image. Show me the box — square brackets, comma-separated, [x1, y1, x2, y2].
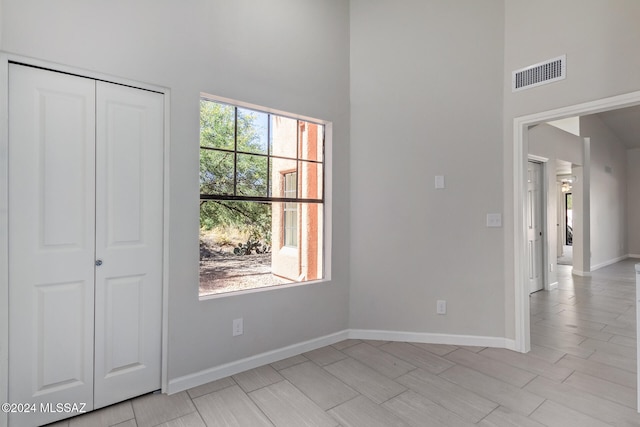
[93, 81, 164, 408]
[8, 64, 97, 426]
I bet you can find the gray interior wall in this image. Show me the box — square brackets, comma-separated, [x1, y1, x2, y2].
[349, 0, 506, 337]
[1, 0, 350, 382]
[628, 149, 640, 256]
[503, 0, 640, 338]
[580, 115, 628, 269]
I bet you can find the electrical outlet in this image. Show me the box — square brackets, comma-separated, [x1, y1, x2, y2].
[233, 318, 243, 336]
[436, 300, 447, 315]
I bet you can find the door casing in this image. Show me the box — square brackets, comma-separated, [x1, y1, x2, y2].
[512, 91, 640, 354]
[0, 53, 171, 427]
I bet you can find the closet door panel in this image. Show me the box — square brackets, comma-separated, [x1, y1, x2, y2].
[94, 81, 164, 408]
[8, 64, 97, 427]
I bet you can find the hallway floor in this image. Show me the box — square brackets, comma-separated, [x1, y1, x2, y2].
[48, 259, 640, 426]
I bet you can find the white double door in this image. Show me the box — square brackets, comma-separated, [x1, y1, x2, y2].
[8, 64, 164, 426]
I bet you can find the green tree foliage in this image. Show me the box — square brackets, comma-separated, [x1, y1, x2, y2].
[199, 100, 272, 246]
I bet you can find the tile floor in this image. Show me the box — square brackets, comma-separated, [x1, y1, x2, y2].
[48, 259, 640, 426]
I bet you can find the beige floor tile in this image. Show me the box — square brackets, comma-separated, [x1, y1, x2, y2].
[360, 340, 389, 347]
[324, 357, 406, 404]
[332, 339, 362, 350]
[524, 376, 640, 425]
[383, 390, 474, 427]
[280, 361, 358, 410]
[532, 319, 613, 342]
[563, 371, 636, 409]
[556, 353, 635, 388]
[303, 345, 348, 366]
[69, 401, 134, 427]
[409, 342, 458, 356]
[531, 324, 589, 345]
[342, 342, 415, 379]
[528, 344, 566, 363]
[153, 412, 206, 427]
[477, 406, 546, 427]
[439, 365, 544, 416]
[131, 392, 195, 427]
[233, 364, 284, 393]
[478, 347, 572, 382]
[588, 348, 636, 372]
[444, 349, 536, 387]
[379, 342, 454, 374]
[530, 333, 594, 358]
[457, 345, 486, 353]
[193, 385, 273, 427]
[396, 368, 497, 423]
[111, 420, 136, 427]
[579, 337, 636, 358]
[529, 399, 610, 427]
[249, 380, 338, 427]
[271, 354, 309, 371]
[187, 376, 236, 398]
[328, 395, 410, 427]
[609, 334, 636, 348]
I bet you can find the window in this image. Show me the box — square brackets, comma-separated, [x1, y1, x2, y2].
[199, 96, 324, 297]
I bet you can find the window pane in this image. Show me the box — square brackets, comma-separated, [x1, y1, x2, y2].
[299, 160, 322, 200]
[237, 107, 268, 155]
[271, 115, 298, 158]
[200, 100, 235, 149]
[200, 150, 234, 195]
[271, 158, 296, 198]
[271, 201, 323, 281]
[236, 153, 268, 197]
[298, 121, 323, 161]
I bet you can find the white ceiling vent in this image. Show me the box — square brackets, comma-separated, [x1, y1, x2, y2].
[512, 55, 566, 92]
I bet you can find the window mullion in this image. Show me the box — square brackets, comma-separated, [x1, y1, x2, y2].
[233, 106, 238, 196]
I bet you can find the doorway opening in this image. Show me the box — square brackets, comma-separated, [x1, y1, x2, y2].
[513, 90, 640, 353]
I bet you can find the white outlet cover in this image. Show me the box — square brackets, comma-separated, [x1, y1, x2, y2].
[486, 213, 502, 228]
[233, 318, 243, 336]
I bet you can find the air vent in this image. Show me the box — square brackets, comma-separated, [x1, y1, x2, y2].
[512, 55, 566, 92]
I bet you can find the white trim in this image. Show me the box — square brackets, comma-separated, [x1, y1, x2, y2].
[548, 281, 559, 290]
[167, 330, 349, 394]
[0, 53, 171, 425]
[591, 255, 629, 271]
[0, 53, 9, 427]
[167, 328, 518, 395]
[513, 89, 640, 354]
[628, 254, 640, 259]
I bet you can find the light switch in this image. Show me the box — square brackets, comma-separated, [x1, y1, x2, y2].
[486, 213, 502, 227]
[435, 175, 445, 189]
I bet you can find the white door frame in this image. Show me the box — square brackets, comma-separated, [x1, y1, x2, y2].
[513, 90, 640, 353]
[0, 53, 171, 427]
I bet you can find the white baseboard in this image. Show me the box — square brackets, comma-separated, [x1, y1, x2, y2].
[628, 254, 640, 259]
[167, 330, 348, 394]
[547, 281, 559, 290]
[591, 255, 629, 271]
[167, 328, 518, 395]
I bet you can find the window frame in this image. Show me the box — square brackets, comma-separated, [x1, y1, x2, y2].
[198, 93, 331, 298]
[199, 98, 324, 206]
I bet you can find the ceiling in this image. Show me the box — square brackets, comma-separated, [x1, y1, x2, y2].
[597, 105, 640, 149]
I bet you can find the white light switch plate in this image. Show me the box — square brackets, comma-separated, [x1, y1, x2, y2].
[435, 175, 445, 189]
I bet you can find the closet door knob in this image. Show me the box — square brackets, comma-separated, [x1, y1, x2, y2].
[95, 259, 103, 266]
